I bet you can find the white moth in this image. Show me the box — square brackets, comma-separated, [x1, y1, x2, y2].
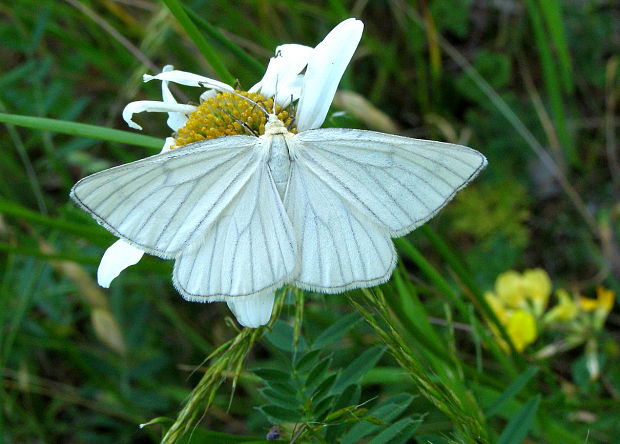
[70, 112, 487, 307]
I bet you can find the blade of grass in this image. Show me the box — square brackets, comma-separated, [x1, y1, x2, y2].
[419, 226, 482, 296]
[150, 297, 213, 356]
[394, 238, 470, 319]
[64, 0, 158, 72]
[485, 367, 539, 417]
[525, 0, 575, 164]
[395, 236, 522, 363]
[0, 113, 163, 149]
[0, 243, 99, 265]
[349, 289, 488, 443]
[1, 107, 48, 215]
[0, 259, 42, 366]
[417, 226, 518, 355]
[0, 199, 113, 245]
[389, 265, 519, 382]
[388, 267, 454, 363]
[497, 395, 540, 444]
[538, 0, 574, 93]
[162, 0, 235, 85]
[183, 6, 264, 77]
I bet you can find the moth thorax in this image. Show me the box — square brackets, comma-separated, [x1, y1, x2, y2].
[173, 90, 296, 148]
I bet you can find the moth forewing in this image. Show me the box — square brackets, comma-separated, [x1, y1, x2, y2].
[293, 127, 488, 237]
[69, 135, 262, 259]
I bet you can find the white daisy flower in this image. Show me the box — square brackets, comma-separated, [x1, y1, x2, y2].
[94, 18, 364, 328]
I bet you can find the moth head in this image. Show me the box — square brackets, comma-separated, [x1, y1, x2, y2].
[263, 113, 290, 136]
[173, 90, 297, 147]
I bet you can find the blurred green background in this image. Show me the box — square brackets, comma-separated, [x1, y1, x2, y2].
[1, 0, 619, 442]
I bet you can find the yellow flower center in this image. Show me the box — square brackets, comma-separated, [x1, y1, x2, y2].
[173, 90, 296, 148]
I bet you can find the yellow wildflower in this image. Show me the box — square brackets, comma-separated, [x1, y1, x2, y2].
[486, 268, 553, 353]
[494, 268, 552, 315]
[495, 270, 525, 308]
[580, 286, 615, 313]
[485, 290, 538, 353]
[544, 289, 578, 323]
[506, 310, 538, 352]
[580, 286, 615, 329]
[521, 269, 551, 316]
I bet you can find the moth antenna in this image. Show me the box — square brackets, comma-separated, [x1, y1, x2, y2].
[217, 106, 258, 137]
[251, 99, 268, 116]
[231, 90, 269, 118]
[272, 75, 279, 115]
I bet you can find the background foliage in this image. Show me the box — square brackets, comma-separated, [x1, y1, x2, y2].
[1, 0, 619, 442]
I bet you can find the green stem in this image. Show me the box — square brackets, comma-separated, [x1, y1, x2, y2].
[0, 113, 163, 149]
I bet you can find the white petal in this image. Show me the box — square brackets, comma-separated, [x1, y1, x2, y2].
[122, 101, 196, 130]
[160, 65, 177, 104]
[161, 137, 175, 153]
[144, 70, 233, 92]
[250, 44, 314, 105]
[97, 240, 144, 288]
[199, 89, 218, 102]
[159, 65, 189, 131]
[226, 290, 276, 328]
[296, 18, 363, 131]
[166, 113, 188, 132]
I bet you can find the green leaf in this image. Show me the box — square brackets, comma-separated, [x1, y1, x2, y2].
[485, 367, 539, 417]
[324, 386, 363, 441]
[312, 394, 338, 419]
[176, 427, 272, 443]
[294, 349, 322, 373]
[312, 312, 361, 348]
[266, 320, 307, 352]
[430, 0, 473, 37]
[497, 395, 541, 444]
[259, 405, 302, 424]
[253, 368, 291, 383]
[305, 357, 332, 389]
[341, 394, 417, 444]
[260, 388, 299, 411]
[267, 381, 297, 398]
[332, 346, 385, 393]
[324, 405, 368, 423]
[311, 373, 338, 403]
[332, 384, 362, 413]
[367, 417, 421, 444]
[0, 112, 163, 149]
